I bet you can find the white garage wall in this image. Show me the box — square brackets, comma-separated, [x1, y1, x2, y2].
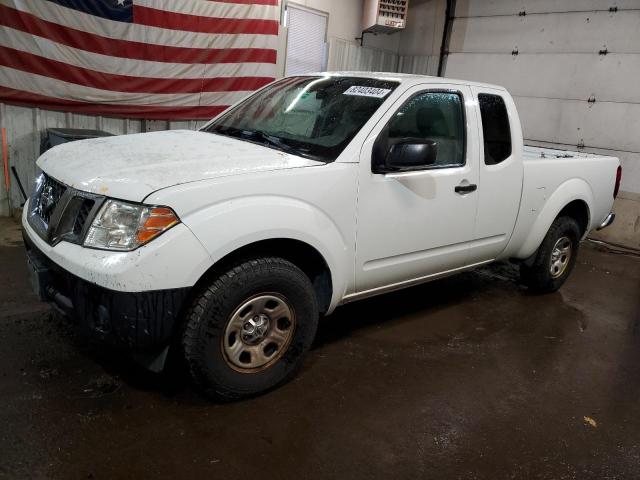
[284, 0, 406, 73]
[454, 0, 640, 17]
[397, 0, 446, 76]
[323, 0, 448, 75]
[286, 0, 401, 57]
[319, 0, 446, 76]
[327, 37, 400, 71]
[445, 0, 640, 195]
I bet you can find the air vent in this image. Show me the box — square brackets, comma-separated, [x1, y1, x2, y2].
[363, 0, 409, 34]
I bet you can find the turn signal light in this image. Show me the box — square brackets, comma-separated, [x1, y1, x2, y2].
[137, 207, 179, 244]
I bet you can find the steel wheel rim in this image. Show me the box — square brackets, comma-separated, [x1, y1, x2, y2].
[550, 236, 572, 279]
[222, 293, 296, 373]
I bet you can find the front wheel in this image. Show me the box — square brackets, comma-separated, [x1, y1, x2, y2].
[182, 257, 319, 401]
[520, 216, 581, 293]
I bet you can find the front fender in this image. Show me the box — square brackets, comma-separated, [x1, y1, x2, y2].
[514, 178, 594, 259]
[182, 195, 350, 308]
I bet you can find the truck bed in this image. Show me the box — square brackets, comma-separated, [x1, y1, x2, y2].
[501, 145, 620, 260]
[523, 145, 614, 161]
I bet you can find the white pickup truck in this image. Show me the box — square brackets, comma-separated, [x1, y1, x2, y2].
[23, 72, 621, 400]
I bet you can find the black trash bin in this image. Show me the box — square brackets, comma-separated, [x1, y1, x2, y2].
[41, 128, 114, 155]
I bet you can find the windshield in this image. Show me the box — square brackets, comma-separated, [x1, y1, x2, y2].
[202, 76, 399, 162]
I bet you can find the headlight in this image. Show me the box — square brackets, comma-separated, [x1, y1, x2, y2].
[84, 199, 179, 251]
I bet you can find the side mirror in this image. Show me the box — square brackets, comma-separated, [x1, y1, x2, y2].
[380, 139, 438, 172]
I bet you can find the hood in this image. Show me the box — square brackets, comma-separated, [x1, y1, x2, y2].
[37, 130, 322, 201]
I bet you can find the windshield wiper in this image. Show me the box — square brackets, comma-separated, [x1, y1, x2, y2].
[254, 131, 303, 156]
[237, 129, 309, 158]
[208, 127, 320, 161]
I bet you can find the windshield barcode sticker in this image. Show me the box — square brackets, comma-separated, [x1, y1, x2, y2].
[343, 86, 392, 98]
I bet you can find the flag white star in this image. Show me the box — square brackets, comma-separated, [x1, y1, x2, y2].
[116, 0, 126, 6]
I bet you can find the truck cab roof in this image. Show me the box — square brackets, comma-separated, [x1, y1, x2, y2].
[300, 71, 507, 91]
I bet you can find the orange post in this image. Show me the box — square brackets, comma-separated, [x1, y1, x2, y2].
[1, 127, 8, 195]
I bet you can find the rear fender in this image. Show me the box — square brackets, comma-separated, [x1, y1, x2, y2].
[514, 178, 593, 259]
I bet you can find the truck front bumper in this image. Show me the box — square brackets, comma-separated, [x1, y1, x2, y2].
[24, 232, 190, 354]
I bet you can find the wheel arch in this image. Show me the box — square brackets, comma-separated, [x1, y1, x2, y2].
[192, 238, 334, 316]
[514, 178, 594, 259]
[557, 199, 590, 237]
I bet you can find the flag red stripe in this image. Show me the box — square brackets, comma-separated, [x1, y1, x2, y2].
[206, 0, 279, 5]
[0, 46, 274, 94]
[0, 86, 229, 120]
[134, 5, 279, 35]
[0, 5, 277, 65]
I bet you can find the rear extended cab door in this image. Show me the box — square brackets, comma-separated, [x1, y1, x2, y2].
[467, 86, 524, 263]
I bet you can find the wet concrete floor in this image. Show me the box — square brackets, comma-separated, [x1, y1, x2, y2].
[1, 218, 639, 479]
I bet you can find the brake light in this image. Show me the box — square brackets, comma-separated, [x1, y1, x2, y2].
[614, 165, 622, 199]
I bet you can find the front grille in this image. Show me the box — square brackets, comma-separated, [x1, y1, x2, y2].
[32, 174, 67, 228]
[73, 199, 95, 235]
[28, 173, 103, 246]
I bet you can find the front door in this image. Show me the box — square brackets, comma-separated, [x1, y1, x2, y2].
[355, 84, 481, 293]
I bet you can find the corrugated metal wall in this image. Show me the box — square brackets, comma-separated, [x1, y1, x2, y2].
[326, 38, 439, 78]
[397, 54, 439, 76]
[327, 37, 399, 72]
[0, 103, 206, 215]
[396, 0, 445, 77]
[445, 0, 640, 194]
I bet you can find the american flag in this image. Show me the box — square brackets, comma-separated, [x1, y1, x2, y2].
[0, 0, 279, 119]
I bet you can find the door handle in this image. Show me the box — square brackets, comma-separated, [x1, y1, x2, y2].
[455, 183, 477, 194]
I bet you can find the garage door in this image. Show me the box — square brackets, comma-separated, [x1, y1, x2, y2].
[444, 0, 640, 194]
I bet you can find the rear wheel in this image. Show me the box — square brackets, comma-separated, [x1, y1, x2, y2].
[520, 216, 581, 293]
[182, 257, 318, 401]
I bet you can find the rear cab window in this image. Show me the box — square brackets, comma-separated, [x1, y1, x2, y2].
[478, 93, 512, 165]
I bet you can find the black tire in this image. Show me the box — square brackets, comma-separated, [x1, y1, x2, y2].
[182, 257, 318, 401]
[520, 216, 581, 293]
